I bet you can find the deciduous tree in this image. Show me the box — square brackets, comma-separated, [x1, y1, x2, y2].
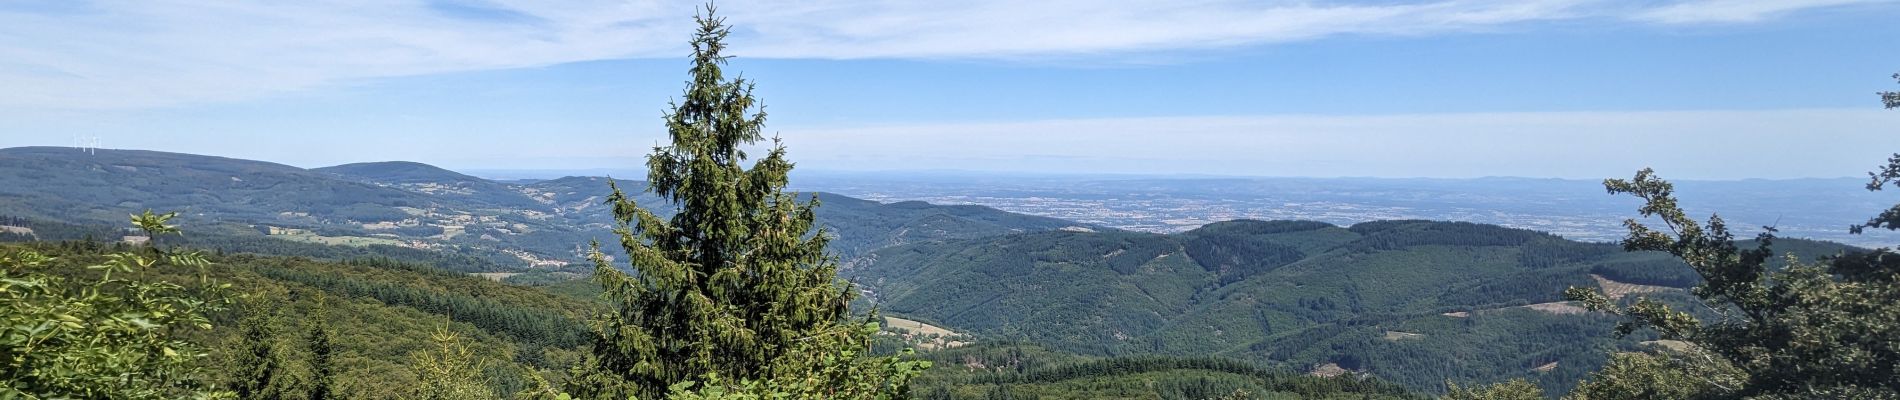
[0, 210, 235, 399]
[1562, 168, 1900, 398]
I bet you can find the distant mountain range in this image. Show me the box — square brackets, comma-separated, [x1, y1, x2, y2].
[0, 146, 1086, 272]
[793, 172, 1900, 248]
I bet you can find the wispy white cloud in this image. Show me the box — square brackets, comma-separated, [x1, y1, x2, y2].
[1633, 0, 1886, 24]
[730, 0, 1596, 59]
[0, 0, 1883, 108]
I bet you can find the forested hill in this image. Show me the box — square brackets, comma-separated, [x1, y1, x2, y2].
[315, 161, 491, 185]
[0, 239, 602, 398]
[0, 147, 1088, 272]
[846, 219, 1861, 393]
[2, 237, 1433, 399]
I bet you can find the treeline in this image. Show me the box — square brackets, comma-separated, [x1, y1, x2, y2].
[1346, 220, 1553, 252]
[178, 232, 513, 273]
[0, 215, 126, 242]
[1197, 220, 1338, 235]
[1589, 258, 1700, 287]
[1184, 233, 1306, 285]
[0, 215, 516, 272]
[246, 256, 592, 354]
[1244, 309, 1629, 395]
[1435, 267, 1598, 307]
[0, 238, 592, 398]
[1516, 239, 1619, 269]
[909, 343, 1425, 400]
[1023, 231, 1177, 275]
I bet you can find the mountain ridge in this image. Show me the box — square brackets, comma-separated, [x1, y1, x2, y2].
[845, 218, 1861, 392]
[0, 147, 1089, 272]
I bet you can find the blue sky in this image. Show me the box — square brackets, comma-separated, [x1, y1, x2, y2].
[2, 0, 1898, 179]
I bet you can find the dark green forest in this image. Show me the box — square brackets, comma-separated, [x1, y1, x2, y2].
[845, 218, 1867, 394]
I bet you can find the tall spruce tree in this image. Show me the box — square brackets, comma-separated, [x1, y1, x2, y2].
[231, 301, 285, 400]
[305, 294, 335, 400]
[570, 5, 924, 399]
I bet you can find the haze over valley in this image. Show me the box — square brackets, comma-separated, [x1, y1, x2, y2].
[791, 173, 1900, 247]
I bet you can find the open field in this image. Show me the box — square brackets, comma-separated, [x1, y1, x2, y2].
[1383, 331, 1425, 341]
[271, 232, 407, 247]
[883, 316, 968, 350]
[885, 316, 957, 337]
[1592, 274, 1678, 300]
[471, 272, 521, 282]
[1521, 301, 1589, 315]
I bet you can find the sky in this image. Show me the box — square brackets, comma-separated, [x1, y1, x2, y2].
[2, 0, 1898, 179]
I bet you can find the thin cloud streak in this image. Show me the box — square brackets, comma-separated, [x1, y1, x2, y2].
[0, 0, 1883, 109]
[1633, 0, 1889, 24]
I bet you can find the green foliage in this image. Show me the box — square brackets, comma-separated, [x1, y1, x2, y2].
[1586, 258, 1697, 287]
[1445, 379, 1544, 400]
[570, 6, 922, 399]
[1564, 168, 1900, 398]
[1564, 349, 1744, 400]
[1517, 240, 1620, 270]
[661, 323, 931, 400]
[252, 258, 590, 351]
[306, 294, 336, 400]
[1184, 226, 1306, 285]
[0, 211, 235, 399]
[852, 219, 1691, 393]
[904, 343, 1423, 400]
[1346, 220, 1551, 252]
[229, 301, 290, 399]
[411, 326, 497, 400]
[1853, 153, 1900, 234]
[1, 214, 602, 399]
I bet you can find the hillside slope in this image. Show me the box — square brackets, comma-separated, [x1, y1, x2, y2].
[847, 219, 1861, 392]
[0, 147, 1086, 271]
[2, 240, 598, 398]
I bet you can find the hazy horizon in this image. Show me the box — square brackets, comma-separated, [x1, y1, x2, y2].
[5, 1, 1898, 179]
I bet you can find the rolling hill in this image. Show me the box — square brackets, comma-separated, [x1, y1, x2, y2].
[846, 219, 1861, 392]
[0, 147, 1086, 272]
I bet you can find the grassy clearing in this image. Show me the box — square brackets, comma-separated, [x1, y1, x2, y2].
[883, 316, 968, 350]
[271, 232, 407, 247]
[1591, 274, 1677, 300]
[1641, 340, 1696, 352]
[1520, 301, 1589, 315]
[885, 316, 957, 337]
[1382, 331, 1425, 341]
[471, 272, 521, 282]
